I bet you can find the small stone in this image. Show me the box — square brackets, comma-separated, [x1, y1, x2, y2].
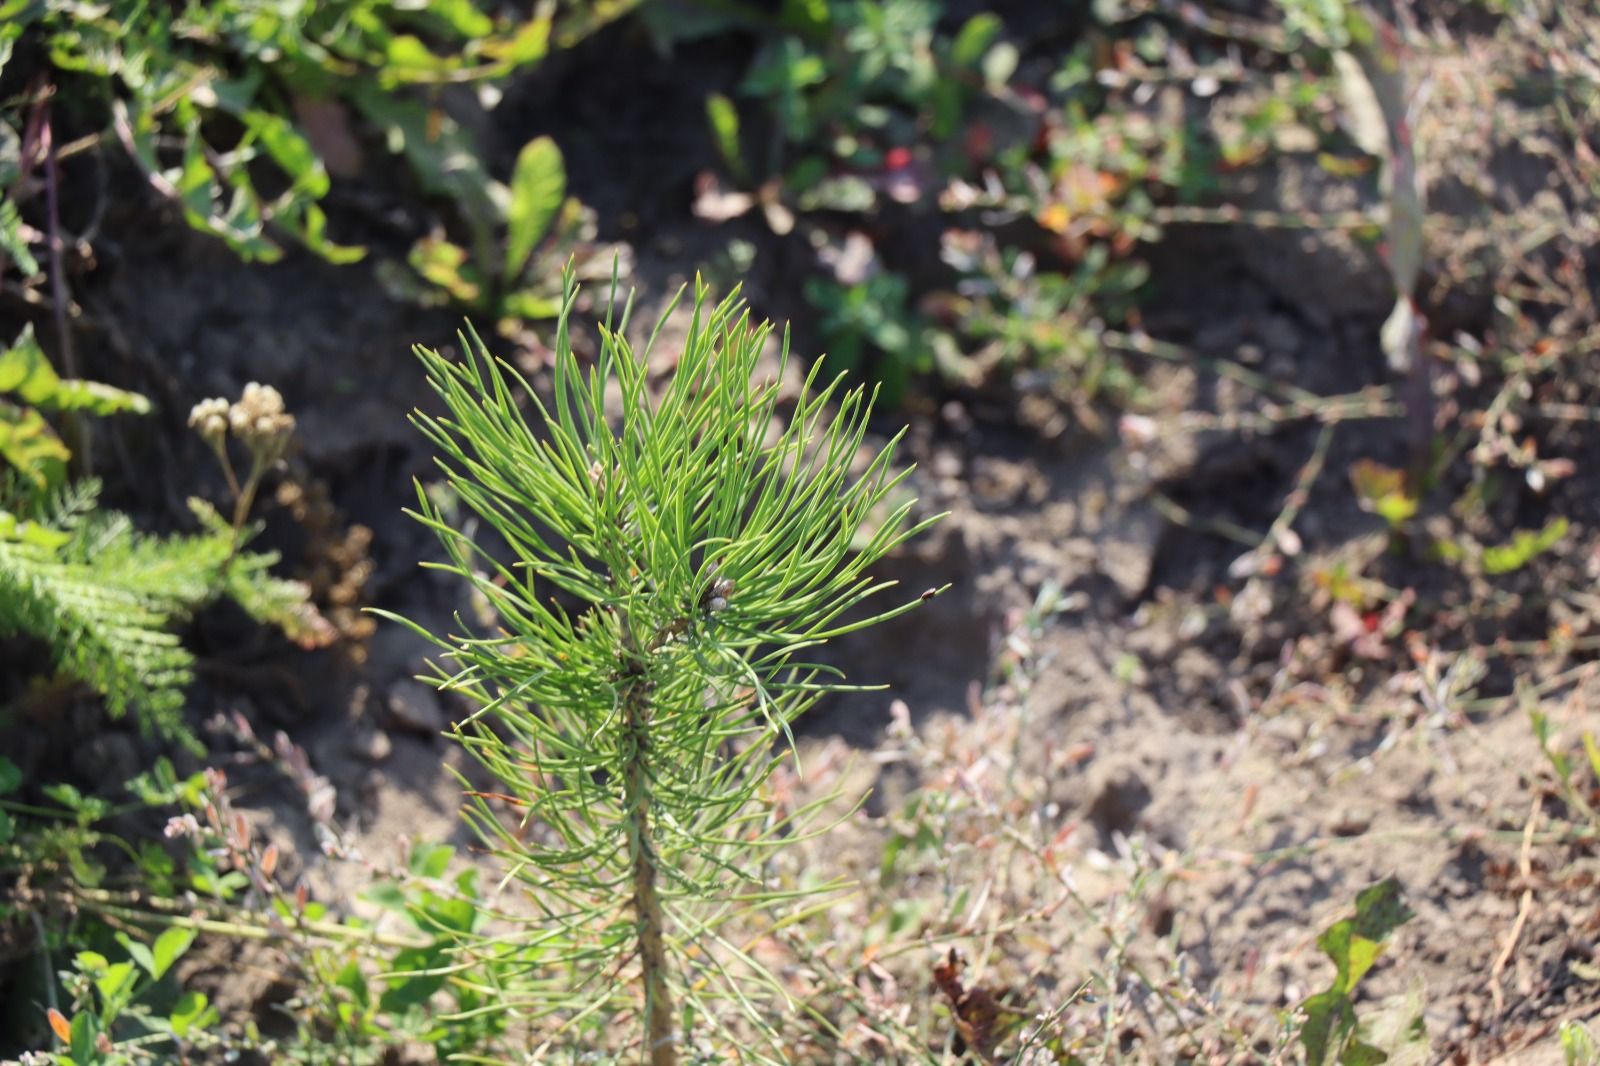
[1329, 810, 1371, 837]
[352, 728, 393, 763]
[385, 680, 446, 735]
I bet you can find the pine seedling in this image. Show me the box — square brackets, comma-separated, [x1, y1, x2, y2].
[383, 268, 944, 1062]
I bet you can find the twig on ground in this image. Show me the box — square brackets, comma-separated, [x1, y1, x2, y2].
[1488, 792, 1542, 1018]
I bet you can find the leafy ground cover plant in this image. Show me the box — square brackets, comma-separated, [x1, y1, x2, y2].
[380, 268, 944, 1061]
[692, 0, 1377, 412]
[0, 0, 630, 365]
[0, 0, 555, 265]
[391, 134, 623, 333]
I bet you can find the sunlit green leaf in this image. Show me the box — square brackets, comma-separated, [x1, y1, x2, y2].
[168, 991, 212, 1037]
[504, 136, 566, 280]
[706, 93, 746, 182]
[1483, 518, 1568, 575]
[151, 926, 195, 979]
[410, 236, 484, 306]
[243, 109, 329, 198]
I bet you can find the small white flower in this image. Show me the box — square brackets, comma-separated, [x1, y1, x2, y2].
[164, 814, 201, 839]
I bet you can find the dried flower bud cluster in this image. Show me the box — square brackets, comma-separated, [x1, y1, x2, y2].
[187, 396, 229, 443]
[233, 382, 296, 460]
[188, 382, 296, 463]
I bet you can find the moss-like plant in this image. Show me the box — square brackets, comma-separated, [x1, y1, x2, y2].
[383, 268, 944, 1062]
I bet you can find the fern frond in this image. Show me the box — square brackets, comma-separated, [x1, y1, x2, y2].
[0, 511, 235, 748]
[0, 533, 197, 744]
[2, 480, 334, 744]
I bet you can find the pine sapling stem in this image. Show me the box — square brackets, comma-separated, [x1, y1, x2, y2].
[621, 671, 677, 1066]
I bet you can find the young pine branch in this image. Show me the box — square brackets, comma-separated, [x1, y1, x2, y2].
[379, 266, 944, 1062]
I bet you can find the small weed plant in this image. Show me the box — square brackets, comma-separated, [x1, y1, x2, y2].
[382, 268, 944, 1061]
[0, 324, 329, 747]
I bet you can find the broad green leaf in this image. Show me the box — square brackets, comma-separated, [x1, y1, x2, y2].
[0, 323, 61, 403]
[70, 1010, 100, 1063]
[504, 136, 566, 280]
[0, 809, 12, 845]
[1349, 459, 1416, 528]
[1348, 878, 1414, 949]
[151, 926, 195, 979]
[95, 960, 138, 1011]
[46, 379, 151, 415]
[501, 288, 563, 321]
[115, 932, 157, 978]
[0, 325, 150, 414]
[706, 94, 746, 182]
[983, 42, 1020, 90]
[360, 880, 411, 919]
[335, 958, 370, 1008]
[76, 951, 109, 974]
[951, 14, 1001, 68]
[289, 201, 365, 265]
[418, 0, 494, 38]
[384, 35, 459, 83]
[243, 110, 329, 199]
[480, 16, 551, 66]
[378, 946, 448, 1011]
[0, 755, 21, 794]
[0, 195, 38, 277]
[1562, 1020, 1600, 1066]
[168, 991, 211, 1037]
[0, 118, 22, 188]
[1301, 879, 1414, 1066]
[409, 842, 455, 879]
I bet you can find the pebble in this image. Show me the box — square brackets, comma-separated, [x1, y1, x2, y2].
[385, 679, 447, 735]
[353, 728, 393, 763]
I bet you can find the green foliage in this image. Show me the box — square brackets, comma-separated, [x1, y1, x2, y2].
[41, 928, 216, 1066]
[937, 235, 1148, 408]
[738, 0, 1010, 181]
[1350, 459, 1419, 530]
[0, 755, 232, 1063]
[0, 488, 295, 746]
[0, 0, 557, 264]
[0, 325, 148, 496]
[0, 325, 149, 416]
[1482, 517, 1568, 575]
[804, 272, 932, 405]
[1564, 1020, 1600, 1066]
[1299, 878, 1417, 1066]
[383, 267, 943, 1057]
[0, 194, 39, 277]
[504, 136, 567, 282]
[394, 135, 614, 327]
[1277, 0, 1373, 50]
[0, 338, 328, 745]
